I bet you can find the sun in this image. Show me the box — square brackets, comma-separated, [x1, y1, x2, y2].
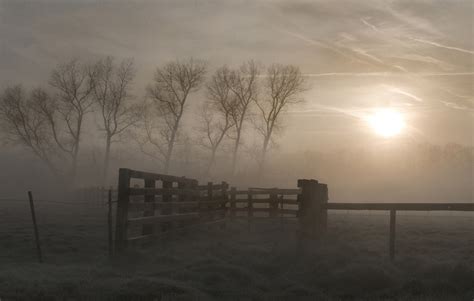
[367, 108, 405, 137]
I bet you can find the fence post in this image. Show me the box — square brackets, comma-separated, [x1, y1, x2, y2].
[142, 178, 156, 235]
[27, 191, 43, 263]
[191, 179, 199, 221]
[207, 182, 213, 222]
[389, 209, 396, 261]
[269, 189, 278, 218]
[279, 195, 284, 227]
[177, 180, 186, 228]
[221, 182, 228, 220]
[115, 168, 131, 251]
[162, 180, 173, 232]
[298, 179, 326, 238]
[230, 187, 236, 218]
[107, 189, 113, 258]
[247, 190, 253, 231]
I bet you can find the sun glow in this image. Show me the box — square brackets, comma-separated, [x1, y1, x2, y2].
[367, 108, 405, 137]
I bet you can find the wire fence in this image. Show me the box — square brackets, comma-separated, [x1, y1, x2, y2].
[1, 193, 472, 264]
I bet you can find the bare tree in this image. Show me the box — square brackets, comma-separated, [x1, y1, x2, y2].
[49, 58, 96, 182]
[198, 66, 235, 175]
[0, 85, 59, 176]
[90, 56, 141, 184]
[144, 58, 207, 173]
[256, 64, 306, 174]
[227, 60, 260, 175]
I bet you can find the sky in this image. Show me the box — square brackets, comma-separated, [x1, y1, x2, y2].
[0, 0, 473, 151]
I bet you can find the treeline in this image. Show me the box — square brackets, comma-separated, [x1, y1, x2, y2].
[0, 57, 307, 185]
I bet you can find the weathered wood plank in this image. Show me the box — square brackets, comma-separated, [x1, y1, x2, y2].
[228, 198, 298, 204]
[280, 209, 299, 215]
[128, 200, 229, 211]
[233, 189, 301, 195]
[248, 188, 302, 195]
[197, 184, 225, 190]
[129, 187, 199, 196]
[128, 169, 195, 183]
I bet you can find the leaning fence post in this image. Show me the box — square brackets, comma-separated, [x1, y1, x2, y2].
[389, 209, 396, 261]
[115, 168, 131, 252]
[28, 191, 43, 263]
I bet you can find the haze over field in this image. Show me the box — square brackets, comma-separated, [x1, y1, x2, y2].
[0, 1, 473, 300]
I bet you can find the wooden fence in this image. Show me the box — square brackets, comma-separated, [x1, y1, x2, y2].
[113, 169, 473, 261]
[114, 169, 229, 251]
[228, 187, 301, 218]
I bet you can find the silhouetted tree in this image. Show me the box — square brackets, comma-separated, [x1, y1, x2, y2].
[198, 66, 236, 175]
[0, 85, 60, 175]
[90, 56, 141, 184]
[227, 60, 260, 175]
[255, 64, 306, 174]
[143, 58, 207, 173]
[49, 58, 96, 182]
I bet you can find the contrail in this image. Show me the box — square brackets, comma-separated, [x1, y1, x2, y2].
[360, 18, 383, 34]
[387, 86, 423, 102]
[440, 100, 473, 111]
[278, 28, 375, 67]
[303, 72, 474, 77]
[409, 37, 474, 55]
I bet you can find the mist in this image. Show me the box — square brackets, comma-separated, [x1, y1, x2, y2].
[0, 0, 473, 300]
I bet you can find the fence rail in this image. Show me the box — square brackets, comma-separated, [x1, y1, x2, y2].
[325, 202, 474, 211]
[318, 200, 474, 260]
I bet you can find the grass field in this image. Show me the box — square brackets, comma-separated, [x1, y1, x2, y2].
[0, 199, 473, 300]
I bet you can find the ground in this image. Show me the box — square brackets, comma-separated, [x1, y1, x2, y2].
[0, 200, 473, 300]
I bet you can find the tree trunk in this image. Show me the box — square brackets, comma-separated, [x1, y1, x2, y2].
[258, 136, 271, 178]
[102, 135, 112, 186]
[70, 115, 83, 186]
[206, 148, 217, 176]
[231, 129, 242, 175]
[164, 120, 180, 174]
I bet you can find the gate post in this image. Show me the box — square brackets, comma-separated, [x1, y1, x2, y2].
[115, 168, 131, 251]
[142, 178, 156, 235]
[297, 179, 328, 238]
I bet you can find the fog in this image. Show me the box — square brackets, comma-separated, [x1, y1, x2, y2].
[0, 0, 473, 201]
[1, 1, 473, 300]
